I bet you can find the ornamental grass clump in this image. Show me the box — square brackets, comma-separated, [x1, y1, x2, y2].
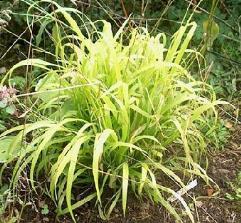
[0, 1, 226, 222]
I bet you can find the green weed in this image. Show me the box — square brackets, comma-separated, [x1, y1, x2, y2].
[226, 172, 241, 201]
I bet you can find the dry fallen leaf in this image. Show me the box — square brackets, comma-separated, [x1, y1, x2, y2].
[207, 188, 214, 197]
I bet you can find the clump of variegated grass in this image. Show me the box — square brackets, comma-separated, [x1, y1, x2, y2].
[0, 1, 226, 222]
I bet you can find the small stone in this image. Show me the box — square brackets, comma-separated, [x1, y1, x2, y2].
[195, 200, 203, 208]
[225, 121, 233, 129]
[114, 208, 119, 213]
[38, 200, 45, 208]
[43, 217, 49, 222]
[0, 67, 6, 74]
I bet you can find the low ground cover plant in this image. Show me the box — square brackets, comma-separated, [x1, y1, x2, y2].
[226, 171, 241, 201]
[0, 1, 226, 222]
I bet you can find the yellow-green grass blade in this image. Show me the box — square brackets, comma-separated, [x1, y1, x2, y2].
[106, 189, 121, 219]
[93, 129, 116, 204]
[66, 135, 90, 221]
[30, 118, 79, 188]
[2, 59, 55, 85]
[59, 193, 97, 216]
[138, 163, 148, 195]
[122, 162, 129, 216]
